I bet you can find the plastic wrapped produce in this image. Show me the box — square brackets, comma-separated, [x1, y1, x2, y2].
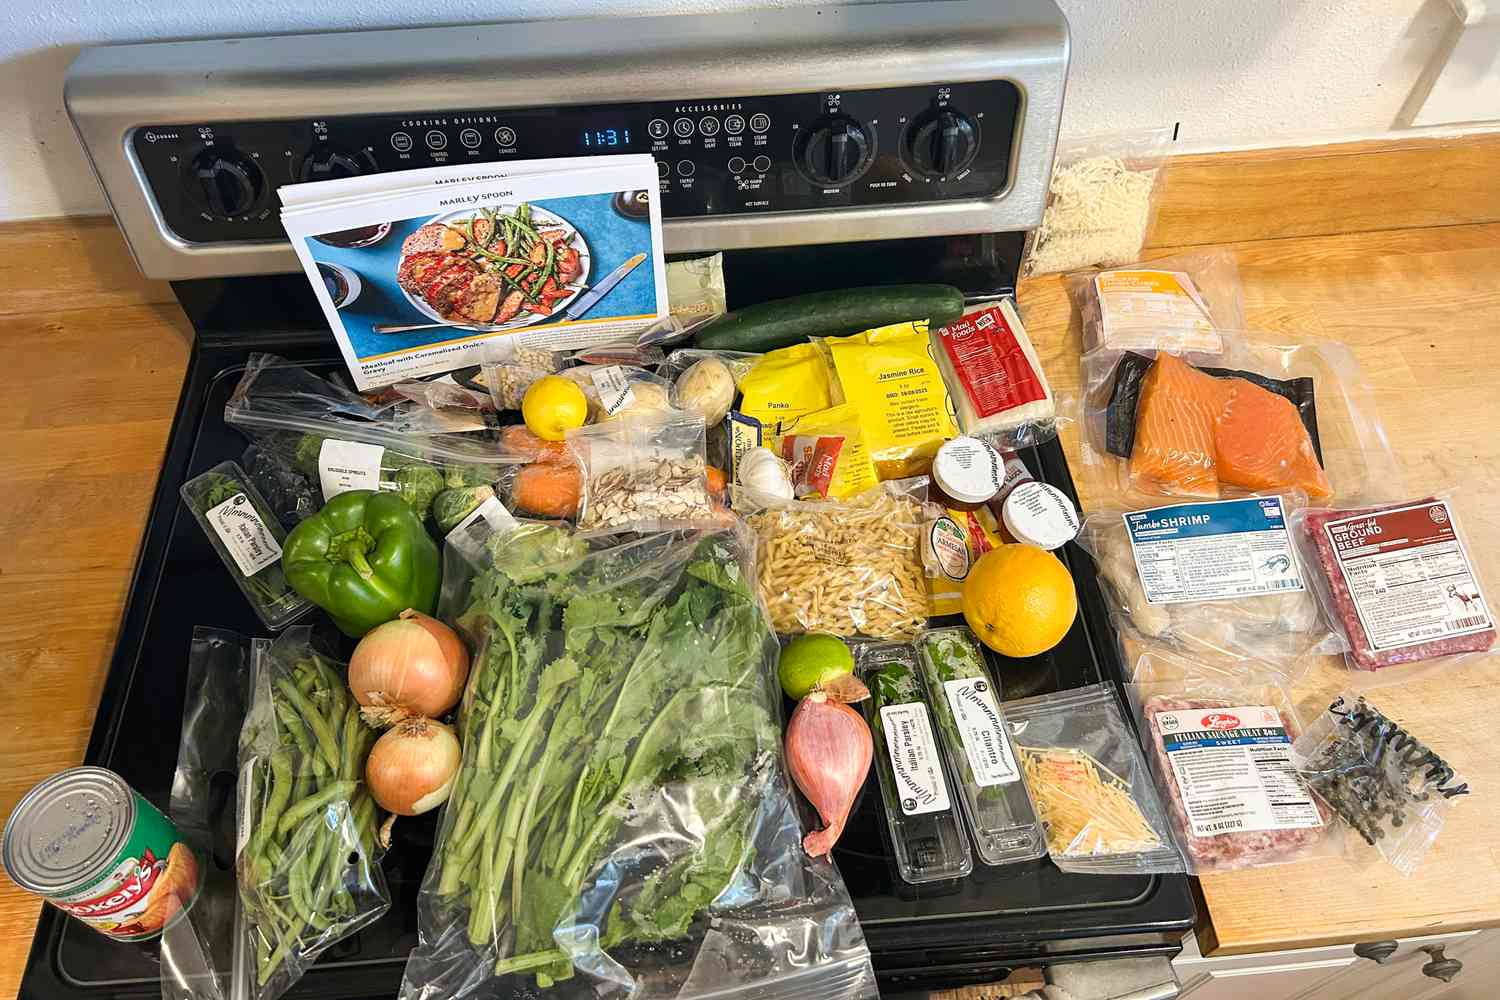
[398, 522, 876, 1000]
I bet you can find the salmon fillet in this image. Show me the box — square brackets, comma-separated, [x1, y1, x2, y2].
[1129, 353, 1224, 497]
[1214, 377, 1332, 498]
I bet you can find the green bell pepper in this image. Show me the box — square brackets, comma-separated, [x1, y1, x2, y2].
[282, 490, 441, 637]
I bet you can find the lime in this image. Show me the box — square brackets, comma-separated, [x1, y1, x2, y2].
[778, 634, 855, 700]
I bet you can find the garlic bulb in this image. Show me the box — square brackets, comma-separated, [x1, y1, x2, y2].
[737, 447, 794, 500]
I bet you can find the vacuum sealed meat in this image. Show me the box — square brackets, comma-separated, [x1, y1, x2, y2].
[1129, 651, 1333, 873]
[1293, 495, 1495, 671]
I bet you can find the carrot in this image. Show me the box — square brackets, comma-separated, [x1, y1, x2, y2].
[511, 462, 581, 519]
[706, 465, 728, 497]
[499, 425, 570, 463]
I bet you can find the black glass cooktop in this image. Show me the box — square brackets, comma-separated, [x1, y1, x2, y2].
[21, 234, 1192, 1000]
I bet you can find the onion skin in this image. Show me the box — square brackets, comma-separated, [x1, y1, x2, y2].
[348, 609, 470, 725]
[785, 691, 873, 858]
[365, 717, 462, 817]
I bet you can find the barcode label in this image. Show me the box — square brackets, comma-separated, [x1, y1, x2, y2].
[1448, 615, 1489, 630]
[1267, 578, 1299, 590]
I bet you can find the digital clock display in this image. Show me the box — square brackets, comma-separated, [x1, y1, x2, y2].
[581, 128, 632, 148]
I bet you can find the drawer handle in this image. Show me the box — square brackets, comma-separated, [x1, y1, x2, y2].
[1421, 945, 1463, 982]
[1352, 941, 1398, 964]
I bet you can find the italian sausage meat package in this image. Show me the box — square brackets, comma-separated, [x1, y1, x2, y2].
[1289, 493, 1495, 673]
[399, 521, 877, 1000]
[1077, 330, 1402, 508]
[1127, 651, 1338, 874]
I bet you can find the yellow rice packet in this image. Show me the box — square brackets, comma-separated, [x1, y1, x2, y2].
[823, 321, 959, 479]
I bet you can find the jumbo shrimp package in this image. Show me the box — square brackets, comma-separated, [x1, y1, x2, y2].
[1289, 493, 1495, 674]
[1077, 493, 1331, 672]
[1076, 330, 1402, 509]
[399, 521, 877, 1000]
[1127, 650, 1339, 875]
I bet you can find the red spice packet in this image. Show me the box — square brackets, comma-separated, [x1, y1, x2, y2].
[781, 434, 846, 498]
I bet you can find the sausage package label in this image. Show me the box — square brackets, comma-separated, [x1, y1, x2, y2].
[207, 493, 282, 578]
[878, 703, 951, 816]
[1322, 500, 1492, 652]
[1156, 705, 1322, 836]
[1124, 496, 1303, 605]
[942, 677, 1021, 788]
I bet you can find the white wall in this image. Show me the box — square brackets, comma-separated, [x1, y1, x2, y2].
[0, 0, 1472, 221]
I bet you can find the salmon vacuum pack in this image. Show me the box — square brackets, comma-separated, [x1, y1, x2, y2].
[1077, 330, 1401, 507]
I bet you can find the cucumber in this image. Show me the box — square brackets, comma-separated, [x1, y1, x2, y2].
[693, 284, 965, 352]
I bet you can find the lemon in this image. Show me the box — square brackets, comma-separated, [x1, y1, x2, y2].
[777, 633, 855, 700]
[961, 544, 1077, 658]
[522, 376, 589, 442]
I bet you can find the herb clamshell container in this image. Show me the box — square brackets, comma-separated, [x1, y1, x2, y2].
[915, 626, 1047, 866]
[180, 461, 313, 630]
[857, 642, 974, 884]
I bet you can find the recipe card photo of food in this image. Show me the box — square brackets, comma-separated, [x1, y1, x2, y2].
[282, 157, 667, 389]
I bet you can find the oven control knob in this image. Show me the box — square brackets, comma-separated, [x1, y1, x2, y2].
[187, 148, 264, 218]
[905, 108, 978, 179]
[795, 115, 873, 186]
[299, 148, 377, 183]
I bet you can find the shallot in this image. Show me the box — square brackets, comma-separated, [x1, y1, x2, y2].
[348, 609, 470, 726]
[784, 690, 873, 858]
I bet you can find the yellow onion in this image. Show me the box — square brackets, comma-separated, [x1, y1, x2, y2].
[784, 691, 872, 858]
[348, 609, 469, 726]
[366, 717, 462, 818]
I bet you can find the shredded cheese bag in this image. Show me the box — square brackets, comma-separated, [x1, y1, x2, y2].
[772, 403, 878, 499]
[823, 321, 959, 480]
[737, 342, 835, 429]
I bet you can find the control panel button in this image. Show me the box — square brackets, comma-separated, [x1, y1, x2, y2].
[459, 128, 482, 149]
[748, 113, 771, 133]
[647, 118, 669, 140]
[390, 132, 413, 153]
[793, 114, 872, 186]
[727, 156, 747, 175]
[904, 107, 978, 178]
[494, 126, 517, 146]
[724, 114, 747, 135]
[425, 130, 448, 151]
[656, 159, 670, 178]
[673, 118, 695, 138]
[698, 116, 720, 137]
[186, 147, 264, 218]
[676, 160, 696, 177]
[752, 155, 772, 173]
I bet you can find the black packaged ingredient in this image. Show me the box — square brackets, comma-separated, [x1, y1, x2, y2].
[180, 461, 313, 630]
[1104, 351, 1323, 463]
[915, 627, 1046, 866]
[857, 642, 973, 884]
[1295, 694, 1469, 875]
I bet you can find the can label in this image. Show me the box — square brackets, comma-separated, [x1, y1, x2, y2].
[50, 792, 198, 941]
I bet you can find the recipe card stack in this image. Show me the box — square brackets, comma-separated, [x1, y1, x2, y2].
[280, 156, 669, 389]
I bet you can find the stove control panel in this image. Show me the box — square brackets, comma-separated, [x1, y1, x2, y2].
[133, 81, 1019, 245]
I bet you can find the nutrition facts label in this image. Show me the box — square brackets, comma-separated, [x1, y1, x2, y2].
[1125, 497, 1303, 605]
[1157, 705, 1322, 836]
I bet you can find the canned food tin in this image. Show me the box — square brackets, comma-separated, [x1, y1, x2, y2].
[2, 767, 200, 941]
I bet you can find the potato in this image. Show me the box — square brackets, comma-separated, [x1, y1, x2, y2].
[675, 357, 736, 425]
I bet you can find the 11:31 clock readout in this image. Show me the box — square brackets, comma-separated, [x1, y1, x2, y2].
[581, 128, 633, 148]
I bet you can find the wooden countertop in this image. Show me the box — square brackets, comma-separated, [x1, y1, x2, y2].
[1, 135, 1499, 996]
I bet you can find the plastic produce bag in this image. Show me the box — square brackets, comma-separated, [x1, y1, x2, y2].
[225, 354, 526, 523]
[1066, 248, 1244, 358]
[744, 479, 934, 641]
[1004, 684, 1184, 875]
[568, 412, 723, 533]
[398, 521, 878, 1000]
[1294, 693, 1470, 876]
[1077, 330, 1402, 507]
[236, 627, 389, 1000]
[1023, 127, 1172, 277]
[1127, 650, 1337, 873]
[1078, 494, 1329, 669]
[1289, 494, 1495, 673]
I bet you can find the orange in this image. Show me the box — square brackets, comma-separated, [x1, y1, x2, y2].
[961, 544, 1077, 658]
